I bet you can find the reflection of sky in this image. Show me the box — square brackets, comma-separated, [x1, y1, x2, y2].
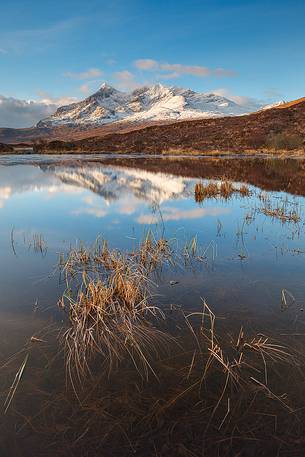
[0, 162, 305, 319]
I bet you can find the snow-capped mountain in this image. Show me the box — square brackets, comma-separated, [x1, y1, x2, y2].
[37, 83, 256, 128]
[261, 100, 286, 110]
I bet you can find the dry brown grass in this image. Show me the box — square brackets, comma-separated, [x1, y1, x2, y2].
[180, 299, 300, 443]
[219, 180, 234, 198]
[3, 287, 305, 456]
[3, 233, 305, 456]
[194, 180, 250, 203]
[239, 184, 251, 196]
[261, 203, 301, 223]
[58, 236, 177, 385]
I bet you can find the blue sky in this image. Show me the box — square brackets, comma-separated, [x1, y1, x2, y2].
[1, 0, 305, 126]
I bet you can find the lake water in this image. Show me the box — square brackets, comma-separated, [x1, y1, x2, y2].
[1, 155, 305, 456]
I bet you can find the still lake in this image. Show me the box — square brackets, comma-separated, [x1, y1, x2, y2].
[1, 154, 305, 456]
[0, 154, 304, 316]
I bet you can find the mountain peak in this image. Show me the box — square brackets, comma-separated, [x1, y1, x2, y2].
[98, 82, 117, 92]
[37, 83, 260, 128]
[93, 83, 121, 97]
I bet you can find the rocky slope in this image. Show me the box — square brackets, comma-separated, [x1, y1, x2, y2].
[0, 84, 285, 144]
[37, 83, 255, 128]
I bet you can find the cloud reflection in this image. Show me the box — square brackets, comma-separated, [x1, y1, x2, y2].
[0, 186, 12, 208]
[72, 207, 107, 218]
[137, 206, 231, 224]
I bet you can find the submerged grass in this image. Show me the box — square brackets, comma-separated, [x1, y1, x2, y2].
[4, 295, 305, 457]
[3, 234, 305, 456]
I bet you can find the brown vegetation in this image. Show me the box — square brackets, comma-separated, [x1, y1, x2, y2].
[31, 98, 305, 154]
[261, 203, 301, 223]
[58, 236, 175, 382]
[0, 142, 14, 152]
[194, 180, 250, 202]
[3, 290, 305, 457]
[0, 119, 174, 145]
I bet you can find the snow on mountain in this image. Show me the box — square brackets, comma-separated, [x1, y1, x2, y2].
[37, 83, 258, 128]
[261, 100, 286, 110]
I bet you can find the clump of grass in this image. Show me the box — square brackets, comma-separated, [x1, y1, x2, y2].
[136, 233, 173, 271]
[219, 180, 234, 199]
[58, 237, 176, 384]
[195, 182, 219, 202]
[239, 184, 251, 196]
[194, 180, 250, 202]
[261, 203, 301, 223]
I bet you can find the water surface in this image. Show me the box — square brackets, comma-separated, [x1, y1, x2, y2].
[0, 155, 304, 316]
[1, 154, 305, 456]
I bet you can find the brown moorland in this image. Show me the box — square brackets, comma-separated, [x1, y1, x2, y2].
[32, 98, 305, 154]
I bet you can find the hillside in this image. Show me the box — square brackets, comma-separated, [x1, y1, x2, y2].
[0, 120, 171, 144]
[0, 83, 263, 144]
[34, 97, 305, 154]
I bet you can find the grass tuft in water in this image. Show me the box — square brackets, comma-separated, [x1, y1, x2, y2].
[58, 237, 177, 385]
[194, 180, 250, 203]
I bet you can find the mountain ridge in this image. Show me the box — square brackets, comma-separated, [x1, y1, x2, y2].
[0, 84, 296, 146]
[34, 97, 305, 154]
[37, 83, 259, 128]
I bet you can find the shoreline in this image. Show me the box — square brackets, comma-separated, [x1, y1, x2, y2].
[1, 147, 305, 158]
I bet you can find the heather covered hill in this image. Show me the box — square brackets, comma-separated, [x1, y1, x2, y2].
[0, 83, 267, 144]
[35, 97, 305, 154]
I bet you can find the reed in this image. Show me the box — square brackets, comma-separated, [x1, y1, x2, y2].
[194, 180, 250, 202]
[261, 203, 301, 223]
[3, 235, 305, 456]
[58, 237, 177, 384]
[3, 292, 305, 457]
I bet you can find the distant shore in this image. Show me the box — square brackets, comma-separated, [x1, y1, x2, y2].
[2, 145, 304, 158]
[1, 95, 305, 157]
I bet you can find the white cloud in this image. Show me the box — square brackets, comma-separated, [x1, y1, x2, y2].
[64, 68, 103, 80]
[36, 90, 78, 106]
[77, 80, 102, 95]
[0, 95, 55, 128]
[134, 59, 236, 78]
[0, 93, 78, 128]
[135, 59, 159, 70]
[212, 88, 263, 110]
[0, 48, 7, 54]
[114, 70, 142, 91]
